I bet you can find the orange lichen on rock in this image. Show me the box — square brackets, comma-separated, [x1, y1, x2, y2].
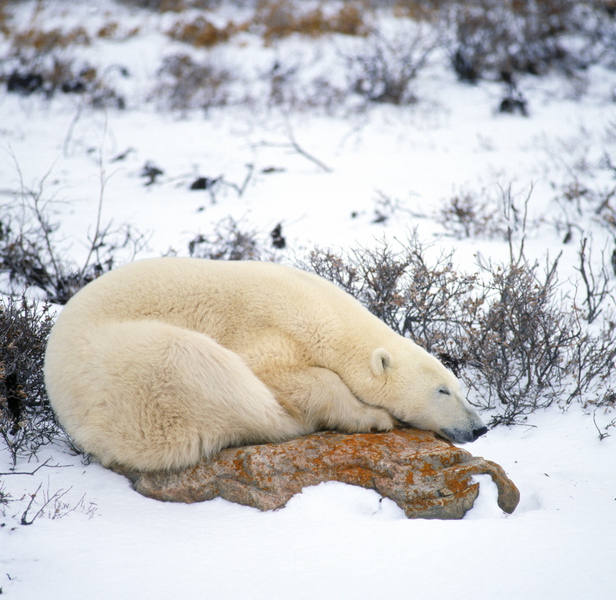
[113, 427, 520, 520]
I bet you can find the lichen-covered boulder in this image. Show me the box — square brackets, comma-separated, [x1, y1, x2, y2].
[113, 428, 519, 519]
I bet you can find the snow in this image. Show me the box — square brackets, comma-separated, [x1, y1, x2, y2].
[3, 408, 616, 599]
[1, 1, 616, 598]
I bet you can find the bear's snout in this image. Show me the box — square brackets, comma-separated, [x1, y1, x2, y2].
[441, 424, 488, 444]
[472, 426, 488, 440]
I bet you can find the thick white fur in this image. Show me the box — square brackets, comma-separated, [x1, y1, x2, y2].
[44, 258, 485, 471]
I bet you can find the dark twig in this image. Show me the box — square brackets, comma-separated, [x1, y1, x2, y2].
[0, 458, 71, 476]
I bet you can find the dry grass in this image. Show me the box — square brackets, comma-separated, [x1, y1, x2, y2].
[167, 16, 244, 47]
[166, 1, 367, 49]
[10, 25, 91, 53]
[254, 1, 367, 42]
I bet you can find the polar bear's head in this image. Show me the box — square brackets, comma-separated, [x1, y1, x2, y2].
[369, 345, 487, 444]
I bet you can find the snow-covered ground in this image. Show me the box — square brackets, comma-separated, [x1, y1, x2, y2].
[2, 407, 615, 599]
[1, 1, 616, 598]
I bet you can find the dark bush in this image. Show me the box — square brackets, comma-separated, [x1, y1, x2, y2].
[1, 19, 127, 108]
[1, 183, 144, 305]
[344, 22, 437, 105]
[438, 183, 533, 241]
[464, 252, 576, 424]
[444, 0, 585, 81]
[2, 59, 126, 108]
[0, 294, 58, 465]
[0, 209, 99, 305]
[152, 53, 234, 112]
[187, 217, 272, 261]
[115, 0, 223, 10]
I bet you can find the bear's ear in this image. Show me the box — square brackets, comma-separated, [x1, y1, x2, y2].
[370, 348, 394, 376]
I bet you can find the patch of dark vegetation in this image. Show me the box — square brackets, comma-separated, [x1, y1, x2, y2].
[185, 217, 283, 260]
[3, 62, 127, 108]
[445, 0, 594, 82]
[270, 223, 286, 249]
[140, 162, 165, 186]
[0, 294, 58, 466]
[151, 53, 234, 112]
[499, 88, 528, 116]
[115, 0, 226, 10]
[344, 23, 437, 106]
[190, 176, 220, 191]
[0, 168, 146, 305]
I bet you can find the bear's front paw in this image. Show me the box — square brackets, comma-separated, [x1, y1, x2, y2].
[343, 406, 395, 434]
[367, 408, 396, 432]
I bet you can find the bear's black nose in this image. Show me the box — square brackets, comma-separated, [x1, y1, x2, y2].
[472, 426, 488, 440]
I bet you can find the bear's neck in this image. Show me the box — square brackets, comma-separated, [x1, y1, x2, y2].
[309, 311, 403, 400]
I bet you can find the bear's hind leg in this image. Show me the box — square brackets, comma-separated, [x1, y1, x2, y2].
[47, 320, 306, 472]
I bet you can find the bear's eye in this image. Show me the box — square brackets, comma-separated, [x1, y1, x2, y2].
[438, 387, 451, 396]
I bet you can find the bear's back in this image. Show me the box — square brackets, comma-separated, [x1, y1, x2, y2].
[52, 258, 374, 348]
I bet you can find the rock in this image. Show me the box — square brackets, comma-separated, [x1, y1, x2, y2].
[113, 428, 520, 519]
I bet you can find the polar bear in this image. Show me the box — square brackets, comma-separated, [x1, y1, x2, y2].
[44, 258, 486, 472]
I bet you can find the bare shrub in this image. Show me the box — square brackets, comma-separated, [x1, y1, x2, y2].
[575, 237, 614, 324]
[464, 249, 579, 424]
[261, 57, 303, 108]
[0, 479, 10, 515]
[2, 56, 126, 108]
[18, 482, 97, 525]
[163, 1, 367, 43]
[371, 191, 406, 224]
[0, 198, 99, 304]
[551, 150, 616, 261]
[438, 184, 532, 240]
[305, 234, 616, 427]
[571, 1, 616, 69]
[327, 4, 367, 37]
[258, 57, 347, 113]
[0, 294, 57, 466]
[444, 0, 583, 82]
[438, 190, 505, 239]
[152, 53, 235, 112]
[344, 21, 438, 105]
[393, 0, 450, 21]
[186, 217, 278, 261]
[1, 164, 145, 304]
[593, 181, 616, 239]
[0, 2, 10, 38]
[256, 1, 319, 41]
[0, 162, 144, 463]
[303, 237, 480, 370]
[547, 151, 616, 323]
